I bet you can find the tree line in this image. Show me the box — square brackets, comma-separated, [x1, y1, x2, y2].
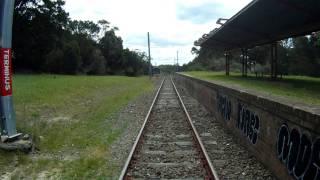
[13, 0, 149, 76]
[184, 32, 320, 77]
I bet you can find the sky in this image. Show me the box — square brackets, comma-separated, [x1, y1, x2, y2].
[64, 0, 252, 65]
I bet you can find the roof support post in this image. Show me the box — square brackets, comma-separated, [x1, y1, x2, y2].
[225, 51, 230, 76]
[270, 42, 278, 79]
[241, 49, 248, 77]
[245, 49, 248, 77]
[241, 49, 245, 77]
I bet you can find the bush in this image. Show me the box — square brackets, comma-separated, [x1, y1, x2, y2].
[63, 41, 82, 74]
[88, 49, 106, 75]
[45, 48, 64, 73]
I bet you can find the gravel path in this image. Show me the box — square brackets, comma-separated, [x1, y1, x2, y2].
[177, 86, 276, 180]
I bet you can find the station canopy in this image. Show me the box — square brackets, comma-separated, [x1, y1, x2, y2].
[196, 0, 320, 50]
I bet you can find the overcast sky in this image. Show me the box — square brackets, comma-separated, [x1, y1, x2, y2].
[64, 0, 252, 65]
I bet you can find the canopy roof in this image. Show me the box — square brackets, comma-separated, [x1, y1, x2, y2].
[196, 0, 320, 50]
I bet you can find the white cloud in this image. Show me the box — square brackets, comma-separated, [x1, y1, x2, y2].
[64, 0, 252, 65]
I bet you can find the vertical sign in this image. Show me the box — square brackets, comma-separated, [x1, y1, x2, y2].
[0, 48, 13, 96]
[0, 0, 19, 138]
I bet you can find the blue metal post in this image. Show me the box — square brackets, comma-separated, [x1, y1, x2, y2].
[0, 0, 19, 139]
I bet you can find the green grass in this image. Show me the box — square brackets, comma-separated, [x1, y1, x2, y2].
[183, 71, 320, 106]
[0, 74, 154, 178]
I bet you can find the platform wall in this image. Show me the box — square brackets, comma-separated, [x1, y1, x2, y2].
[173, 73, 320, 180]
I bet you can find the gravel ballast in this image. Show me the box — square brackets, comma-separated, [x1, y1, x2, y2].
[126, 79, 207, 179]
[108, 77, 162, 178]
[177, 86, 276, 180]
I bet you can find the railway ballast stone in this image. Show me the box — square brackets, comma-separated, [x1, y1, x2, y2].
[177, 85, 275, 180]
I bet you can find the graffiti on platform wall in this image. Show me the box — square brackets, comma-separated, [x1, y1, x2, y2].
[237, 103, 260, 144]
[217, 94, 232, 121]
[277, 124, 320, 180]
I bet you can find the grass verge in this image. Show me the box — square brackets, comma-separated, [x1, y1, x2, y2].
[183, 71, 320, 106]
[0, 74, 154, 179]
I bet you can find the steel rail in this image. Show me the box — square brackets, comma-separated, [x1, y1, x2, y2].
[171, 77, 220, 180]
[119, 78, 165, 180]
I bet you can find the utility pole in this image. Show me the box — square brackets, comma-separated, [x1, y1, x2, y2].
[173, 58, 176, 73]
[147, 32, 152, 79]
[176, 51, 179, 72]
[0, 0, 21, 140]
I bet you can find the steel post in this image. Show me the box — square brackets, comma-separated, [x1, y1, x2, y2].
[274, 42, 278, 79]
[270, 42, 278, 79]
[241, 49, 248, 77]
[0, 0, 19, 139]
[245, 49, 248, 77]
[241, 49, 245, 76]
[225, 51, 230, 76]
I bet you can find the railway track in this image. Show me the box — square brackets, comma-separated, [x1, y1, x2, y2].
[119, 77, 219, 180]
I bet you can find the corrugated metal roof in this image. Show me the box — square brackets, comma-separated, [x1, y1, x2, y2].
[196, 0, 320, 50]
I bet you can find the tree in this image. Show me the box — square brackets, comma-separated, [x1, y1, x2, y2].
[12, 0, 150, 76]
[45, 48, 64, 73]
[86, 49, 106, 75]
[121, 49, 149, 76]
[99, 30, 124, 74]
[286, 36, 317, 76]
[191, 47, 199, 55]
[13, 0, 69, 72]
[62, 41, 82, 74]
[98, 20, 110, 35]
[68, 20, 100, 39]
